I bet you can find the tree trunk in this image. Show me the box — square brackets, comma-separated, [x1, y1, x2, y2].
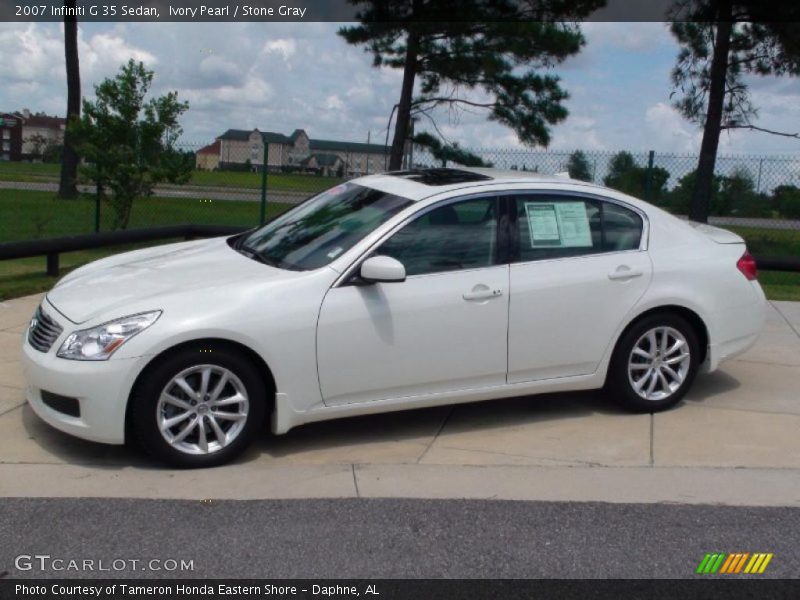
[389, 31, 420, 171]
[689, 3, 733, 222]
[58, 0, 81, 199]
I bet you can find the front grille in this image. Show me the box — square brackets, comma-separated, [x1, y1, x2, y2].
[27, 305, 63, 353]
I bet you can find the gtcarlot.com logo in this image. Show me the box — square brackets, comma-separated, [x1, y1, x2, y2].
[696, 552, 773, 575]
[14, 554, 195, 573]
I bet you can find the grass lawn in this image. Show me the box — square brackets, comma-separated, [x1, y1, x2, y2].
[189, 170, 344, 192]
[0, 161, 60, 183]
[0, 161, 343, 193]
[1, 243, 185, 301]
[728, 226, 800, 257]
[0, 189, 290, 242]
[758, 271, 800, 302]
[1, 188, 799, 301]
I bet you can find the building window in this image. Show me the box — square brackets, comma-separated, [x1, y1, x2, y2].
[2, 129, 10, 139]
[2, 141, 9, 151]
[1, 153, 10, 161]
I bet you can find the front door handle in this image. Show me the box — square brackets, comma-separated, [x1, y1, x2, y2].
[463, 288, 503, 301]
[608, 266, 644, 281]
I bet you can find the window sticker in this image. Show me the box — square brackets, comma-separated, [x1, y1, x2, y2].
[524, 201, 593, 248]
[526, 203, 561, 246]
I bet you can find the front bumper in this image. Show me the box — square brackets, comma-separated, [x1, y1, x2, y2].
[21, 309, 146, 445]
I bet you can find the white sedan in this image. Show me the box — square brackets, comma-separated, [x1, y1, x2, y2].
[21, 168, 765, 467]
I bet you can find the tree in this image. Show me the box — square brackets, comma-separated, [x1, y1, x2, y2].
[719, 167, 770, 217]
[668, 169, 722, 215]
[772, 185, 800, 219]
[670, 0, 800, 222]
[412, 131, 492, 167]
[604, 151, 670, 203]
[71, 60, 191, 230]
[339, 0, 604, 170]
[27, 133, 49, 160]
[566, 150, 592, 181]
[58, 0, 81, 199]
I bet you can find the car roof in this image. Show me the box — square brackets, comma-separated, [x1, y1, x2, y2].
[350, 167, 607, 202]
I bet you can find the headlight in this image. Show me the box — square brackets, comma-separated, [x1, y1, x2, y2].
[57, 311, 161, 361]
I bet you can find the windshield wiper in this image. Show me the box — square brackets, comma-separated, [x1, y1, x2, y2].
[236, 244, 279, 267]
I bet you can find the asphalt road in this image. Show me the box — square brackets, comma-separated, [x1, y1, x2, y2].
[0, 498, 797, 579]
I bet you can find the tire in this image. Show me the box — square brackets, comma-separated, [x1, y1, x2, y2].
[606, 313, 700, 413]
[131, 344, 267, 468]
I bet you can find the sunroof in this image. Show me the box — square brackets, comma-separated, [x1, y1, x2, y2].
[387, 168, 492, 186]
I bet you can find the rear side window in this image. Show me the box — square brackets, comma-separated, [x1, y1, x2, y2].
[514, 196, 642, 262]
[602, 202, 644, 252]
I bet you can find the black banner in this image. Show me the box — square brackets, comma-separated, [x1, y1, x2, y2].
[3, 0, 798, 23]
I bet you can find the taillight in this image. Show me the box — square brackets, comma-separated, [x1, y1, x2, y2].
[737, 250, 758, 281]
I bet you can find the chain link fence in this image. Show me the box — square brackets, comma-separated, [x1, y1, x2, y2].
[2, 142, 799, 262]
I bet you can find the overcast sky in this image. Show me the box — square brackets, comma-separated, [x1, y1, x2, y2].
[1, 21, 799, 156]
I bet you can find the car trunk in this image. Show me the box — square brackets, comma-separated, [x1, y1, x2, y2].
[686, 222, 744, 244]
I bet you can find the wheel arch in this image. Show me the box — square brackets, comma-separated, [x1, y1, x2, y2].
[614, 305, 709, 366]
[124, 337, 277, 441]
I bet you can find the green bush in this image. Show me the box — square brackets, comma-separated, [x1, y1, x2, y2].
[773, 185, 800, 219]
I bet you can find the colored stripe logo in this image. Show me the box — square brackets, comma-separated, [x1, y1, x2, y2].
[696, 552, 773, 574]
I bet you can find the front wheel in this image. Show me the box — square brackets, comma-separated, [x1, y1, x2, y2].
[131, 346, 267, 468]
[606, 314, 700, 413]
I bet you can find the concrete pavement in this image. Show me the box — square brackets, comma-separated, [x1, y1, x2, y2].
[1, 292, 799, 505]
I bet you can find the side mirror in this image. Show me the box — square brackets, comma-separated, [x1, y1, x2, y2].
[360, 255, 406, 283]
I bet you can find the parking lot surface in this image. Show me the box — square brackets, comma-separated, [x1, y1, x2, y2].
[2, 498, 798, 578]
[1, 293, 799, 506]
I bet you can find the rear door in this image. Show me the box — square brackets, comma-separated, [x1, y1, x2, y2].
[507, 194, 653, 383]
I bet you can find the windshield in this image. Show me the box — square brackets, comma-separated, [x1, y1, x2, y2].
[239, 183, 414, 271]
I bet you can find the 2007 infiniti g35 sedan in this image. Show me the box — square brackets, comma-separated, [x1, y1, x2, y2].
[22, 168, 766, 467]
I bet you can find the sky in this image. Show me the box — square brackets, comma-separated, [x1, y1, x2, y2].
[1, 21, 799, 157]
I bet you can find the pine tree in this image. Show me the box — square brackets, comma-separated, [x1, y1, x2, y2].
[339, 0, 603, 170]
[58, 0, 80, 199]
[670, 0, 800, 222]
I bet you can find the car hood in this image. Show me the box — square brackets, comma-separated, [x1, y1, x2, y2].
[47, 237, 293, 323]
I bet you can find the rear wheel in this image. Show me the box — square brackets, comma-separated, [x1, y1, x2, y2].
[131, 346, 266, 468]
[606, 313, 700, 412]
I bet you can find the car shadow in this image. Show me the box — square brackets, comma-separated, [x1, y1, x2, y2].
[18, 404, 146, 469]
[15, 370, 743, 470]
[245, 389, 629, 463]
[683, 369, 742, 405]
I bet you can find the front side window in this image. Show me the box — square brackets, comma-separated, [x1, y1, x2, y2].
[240, 183, 413, 271]
[377, 197, 498, 276]
[514, 196, 642, 262]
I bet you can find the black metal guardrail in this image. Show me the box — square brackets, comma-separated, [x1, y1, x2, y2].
[0, 224, 798, 277]
[0, 224, 249, 276]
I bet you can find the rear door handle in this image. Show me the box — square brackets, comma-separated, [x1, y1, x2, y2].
[608, 266, 643, 281]
[463, 288, 503, 301]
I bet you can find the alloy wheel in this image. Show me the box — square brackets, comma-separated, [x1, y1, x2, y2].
[627, 326, 691, 401]
[156, 364, 250, 455]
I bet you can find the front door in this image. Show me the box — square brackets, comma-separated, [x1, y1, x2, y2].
[316, 196, 510, 405]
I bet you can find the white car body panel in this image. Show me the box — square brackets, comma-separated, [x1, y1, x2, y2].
[317, 264, 510, 405]
[508, 250, 653, 382]
[20, 171, 766, 444]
